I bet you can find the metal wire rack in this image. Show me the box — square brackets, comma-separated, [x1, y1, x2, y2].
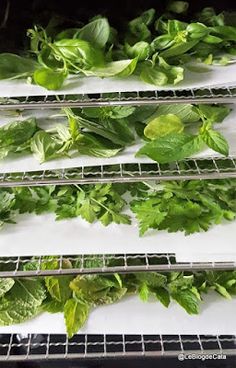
[0, 86, 236, 110]
[0, 334, 235, 360]
[0, 253, 236, 278]
[1, 157, 236, 187]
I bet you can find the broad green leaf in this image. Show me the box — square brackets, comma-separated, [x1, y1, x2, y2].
[137, 133, 203, 163]
[31, 131, 63, 163]
[64, 298, 89, 338]
[76, 133, 122, 158]
[159, 40, 199, 58]
[154, 287, 170, 307]
[0, 279, 15, 298]
[125, 41, 151, 61]
[187, 23, 209, 39]
[144, 114, 184, 139]
[138, 283, 150, 302]
[77, 18, 110, 48]
[214, 283, 232, 299]
[90, 59, 137, 77]
[171, 289, 200, 314]
[0, 279, 46, 325]
[197, 104, 231, 123]
[201, 129, 229, 156]
[0, 53, 38, 79]
[167, 1, 189, 14]
[54, 39, 104, 68]
[45, 276, 73, 303]
[140, 64, 168, 86]
[0, 118, 37, 147]
[33, 68, 67, 90]
[155, 104, 199, 123]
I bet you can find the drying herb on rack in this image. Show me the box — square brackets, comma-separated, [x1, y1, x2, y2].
[0, 3, 236, 89]
[0, 179, 235, 236]
[0, 268, 236, 338]
[0, 103, 231, 163]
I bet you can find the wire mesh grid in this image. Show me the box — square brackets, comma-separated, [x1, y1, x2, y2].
[0, 334, 235, 360]
[0, 253, 236, 278]
[0, 86, 236, 110]
[1, 157, 236, 187]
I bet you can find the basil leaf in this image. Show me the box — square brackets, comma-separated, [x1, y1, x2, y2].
[144, 114, 184, 139]
[77, 18, 110, 48]
[155, 104, 199, 123]
[33, 68, 67, 90]
[31, 131, 63, 163]
[159, 40, 199, 58]
[201, 129, 229, 156]
[125, 41, 151, 61]
[140, 64, 168, 86]
[90, 59, 137, 77]
[0, 53, 38, 79]
[76, 133, 122, 158]
[137, 133, 203, 163]
[0, 118, 37, 147]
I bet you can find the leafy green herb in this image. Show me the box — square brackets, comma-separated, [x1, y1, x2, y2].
[1, 269, 236, 337]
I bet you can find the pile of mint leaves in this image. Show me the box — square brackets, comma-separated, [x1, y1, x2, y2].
[0, 3, 236, 89]
[0, 265, 236, 338]
[1, 179, 236, 236]
[0, 103, 231, 163]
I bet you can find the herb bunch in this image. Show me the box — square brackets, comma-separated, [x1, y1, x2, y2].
[0, 266, 236, 338]
[0, 3, 235, 89]
[0, 103, 231, 163]
[1, 179, 235, 236]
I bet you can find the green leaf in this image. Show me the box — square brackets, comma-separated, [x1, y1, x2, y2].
[64, 298, 89, 338]
[138, 283, 150, 302]
[33, 68, 67, 90]
[0, 118, 37, 148]
[131, 198, 167, 236]
[0, 53, 38, 79]
[214, 283, 232, 299]
[201, 129, 229, 156]
[45, 276, 73, 303]
[125, 41, 151, 61]
[154, 287, 170, 308]
[54, 39, 104, 68]
[159, 40, 199, 58]
[167, 1, 189, 14]
[91, 59, 137, 77]
[155, 104, 200, 124]
[0, 279, 15, 298]
[77, 18, 110, 48]
[76, 133, 122, 158]
[137, 133, 203, 163]
[197, 104, 231, 123]
[171, 289, 200, 314]
[144, 114, 184, 139]
[31, 131, 63, 163]
[0, 279, 46, 325]
[140, 64, 168, 86]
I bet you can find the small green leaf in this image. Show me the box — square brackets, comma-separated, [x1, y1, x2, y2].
[137, 133, 203, 163]
[144, 114, 184, 139]
[125, 41, 151, 61]
[34, 68, 67, 90]
[64, 298, 89, 338]
[171, 289, 200, 315]
[201, 129, 229, 156]
[91, 59, 137, 77]
[214, 283, 232, 299]
[77, 18, 110, 48]
[140, 63, 168, 86]
[0, 53, 38, 79]
[0, 279, 15, 298]
[154, 287, 170, 308]
[138, 283, 150, 302]
[31, 131, 63, 163]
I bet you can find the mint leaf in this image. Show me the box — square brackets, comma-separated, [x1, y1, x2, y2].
[201, 129, 229, 156]
[0, 279, 15, 298]
[64, 298, 90, 338]
[171, 289, 200, 314]
[0, 279, 46, 325]
[137, 133, 203, 163]
[154, 287, 170, 307]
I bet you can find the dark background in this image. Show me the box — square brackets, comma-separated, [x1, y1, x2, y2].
[0, 0, 236, 52]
